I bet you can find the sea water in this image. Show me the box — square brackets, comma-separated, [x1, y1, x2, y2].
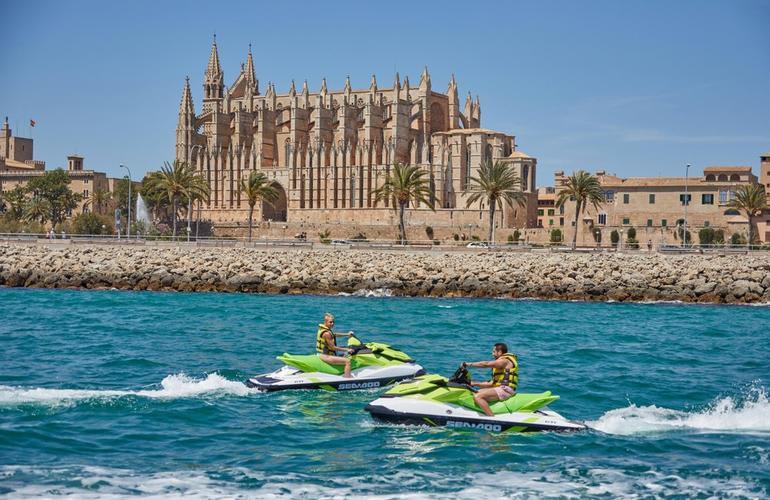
[0, 288, 768, 498]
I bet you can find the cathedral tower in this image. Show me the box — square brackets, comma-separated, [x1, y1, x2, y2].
[203, 36, 224, 112]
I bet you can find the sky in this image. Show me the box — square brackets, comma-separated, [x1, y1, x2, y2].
[1, 0, 769, 184]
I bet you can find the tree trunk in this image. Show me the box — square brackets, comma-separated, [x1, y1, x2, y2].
[488, 198, 496, 244]
[187, 198, 193, 240]
[248, 203, 254, 243]
[172, 195, 178, 239]
[747, 214, 753, 248]
[572, 200, 582, 250]
[398, 202, 407, 244]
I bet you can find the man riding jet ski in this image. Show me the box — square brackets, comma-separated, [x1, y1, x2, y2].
[245, 313, 424, 391]
[365, 343, 584, 432]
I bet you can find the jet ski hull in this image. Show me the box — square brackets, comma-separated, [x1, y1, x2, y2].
[246, 364, 425, 392]
[365, 397, 585, 433]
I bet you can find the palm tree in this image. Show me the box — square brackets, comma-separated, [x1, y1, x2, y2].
[240, 171, 279, 242]
[728, 183, 767, 246]
[144, 160, 209, 238]
[466, 160, 527, 243]
[373, 163, 435, 244]
[23, 196, 50, 225]
[555, 170, 605, 250]
[89, 189, 111, 215]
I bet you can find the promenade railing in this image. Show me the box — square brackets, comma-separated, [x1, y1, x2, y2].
[1, 233, 767, 253]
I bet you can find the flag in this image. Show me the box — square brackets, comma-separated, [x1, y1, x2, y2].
[30, 119, 36, 127]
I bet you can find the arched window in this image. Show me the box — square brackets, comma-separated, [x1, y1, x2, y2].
[484, 143, 492, 165]
[705, 174, 716, 181]
[718, 174, 728, 182]
[729, 174, 740, 182]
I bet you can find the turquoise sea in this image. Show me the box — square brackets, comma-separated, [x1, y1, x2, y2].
[0, 288, 769, 498]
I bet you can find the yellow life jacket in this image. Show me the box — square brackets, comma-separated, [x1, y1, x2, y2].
[491, 353, 518, 390]
[316, 324, 336, 355]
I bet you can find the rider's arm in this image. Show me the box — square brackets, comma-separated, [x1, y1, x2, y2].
[466, 359, 507, 369]
[333, 332, 353, 338]
[472, 381, 494, 388]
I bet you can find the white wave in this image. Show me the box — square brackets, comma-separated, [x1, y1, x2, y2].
[588, 387, 770, 435]
[437, 304, 454, 309]
[0, 373, 253, 407]
[348, 288, 394, 297]
[0, 465, 764, 499]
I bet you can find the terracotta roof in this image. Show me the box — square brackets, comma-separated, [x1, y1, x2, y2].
[703, 166, 752, 173]
[599, 176, 703, 187]
[2, 159, 38, 170]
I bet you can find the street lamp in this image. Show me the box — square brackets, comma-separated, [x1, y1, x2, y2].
[120, 164, 132, 238]
[619, 228, 624, 251]
[683, 163, 691, 247]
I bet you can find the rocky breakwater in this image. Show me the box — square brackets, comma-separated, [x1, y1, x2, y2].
[1, 243, 769, 304]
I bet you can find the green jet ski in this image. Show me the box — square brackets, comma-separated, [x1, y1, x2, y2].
[245, 336, 425, 391]
[365, 365, 585, 432]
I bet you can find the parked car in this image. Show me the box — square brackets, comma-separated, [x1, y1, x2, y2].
[331, 239, 352, 246]
[466, 241, 490, 248]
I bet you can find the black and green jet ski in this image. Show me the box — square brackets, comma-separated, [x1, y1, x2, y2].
[245, 336, 425, 392]
[365, 365, 584, 432]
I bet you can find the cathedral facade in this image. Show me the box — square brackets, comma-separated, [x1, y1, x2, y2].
[176, 39, 538, 235]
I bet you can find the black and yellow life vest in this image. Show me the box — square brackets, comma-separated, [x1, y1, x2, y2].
[316, 324, 336, 355]
[491, 353, 518, 390]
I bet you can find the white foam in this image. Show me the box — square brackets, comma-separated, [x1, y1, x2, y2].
[338, 288, 394, 298]
[0, 465, 764, 499]
[588, 387, 770, 435]
[0, 373, 253, 407]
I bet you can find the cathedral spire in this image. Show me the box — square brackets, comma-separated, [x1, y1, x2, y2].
[369, 74, 378, 93]
[245, 43, 256, 88]
[288, 79, 296, 98]
[419, 65, 431, 91]
[320, 77, 327, 95]
[205, 35, 222, 80]
[448, 73, 457, 94]
[179, 76, 195, 116]
[344, 75, 352, 94]
[203, 35, 224, 109]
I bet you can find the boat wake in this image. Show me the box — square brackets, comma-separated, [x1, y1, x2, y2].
[588, 386, 770, 435]
[0, 373, 254, 408]
[0, 465, 764, 499]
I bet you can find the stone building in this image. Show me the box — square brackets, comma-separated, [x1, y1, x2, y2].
[0, 117, 45, 174]
[176, 39, 538, 238]
[553, 159, 770, 246]
[0, 118, 110, 217]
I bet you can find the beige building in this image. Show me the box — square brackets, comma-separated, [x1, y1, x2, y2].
[176, 39, 538, 238]
[536, 186, 561, 229]
[0, 118, 110, 217]
[554, 160, 769, 246]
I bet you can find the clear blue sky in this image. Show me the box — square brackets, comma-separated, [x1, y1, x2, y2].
[2, 0, 768, 184]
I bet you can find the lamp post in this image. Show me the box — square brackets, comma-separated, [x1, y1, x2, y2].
[119, 164, 132, 238]
[619, 228, 624, 252]
[683, 163, 691, 247]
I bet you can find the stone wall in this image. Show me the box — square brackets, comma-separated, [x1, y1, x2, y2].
[1, 242, 769, 304]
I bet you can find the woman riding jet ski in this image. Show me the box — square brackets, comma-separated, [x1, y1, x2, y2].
[245, 313, 424, 391]
[365, 346, 584, 432]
